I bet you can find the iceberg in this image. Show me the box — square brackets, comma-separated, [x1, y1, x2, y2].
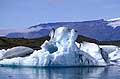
[99, 45, 119, 54]
[99, 45, 120, 65]
[0, 46, 34, 60]
[80, 42, 110, 65]
[0, 49, 6, 59]
[0, 27, 120, 67]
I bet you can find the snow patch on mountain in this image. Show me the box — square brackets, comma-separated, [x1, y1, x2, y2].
[107, 18, 120, 21]
[107, 18, 120, 28]
[107, 21, 120, 29]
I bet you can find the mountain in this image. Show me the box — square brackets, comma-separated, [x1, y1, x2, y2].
[0, 29, 14, 36]
[6, 29, 50, 38]
[6, 18, 120, 41]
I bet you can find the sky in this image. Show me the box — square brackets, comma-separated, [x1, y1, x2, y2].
[0, 0, 120, 29]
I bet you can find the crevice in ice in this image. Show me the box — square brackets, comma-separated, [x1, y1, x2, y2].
[100, 48, 110, 64]
[44, 43, 58, 54]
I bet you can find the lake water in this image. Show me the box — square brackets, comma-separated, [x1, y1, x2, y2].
[0, 66, 120, 79]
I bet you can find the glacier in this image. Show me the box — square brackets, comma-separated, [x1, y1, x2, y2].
[0, 27, 120, 67]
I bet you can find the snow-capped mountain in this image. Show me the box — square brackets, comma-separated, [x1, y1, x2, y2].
[6, 18, 120, 41]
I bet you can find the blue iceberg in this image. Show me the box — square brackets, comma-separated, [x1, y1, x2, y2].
[0, 27, 120, 67]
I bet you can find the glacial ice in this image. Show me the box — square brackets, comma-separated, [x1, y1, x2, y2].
[79, 42, 108, 65]
[0, 46, 34, 60]
[99, 45, 119, 54]
[0, 49, 6, 58]
[0, 27, 120, 67]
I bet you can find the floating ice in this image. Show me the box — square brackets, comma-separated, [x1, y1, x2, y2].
[79, 42, 109, 65]
[99, 45, 120, 65]
[0, 49, 6, 58]
[0, 46, 34, 60]
[99, 45, 119, 54]
[0, 27, 119, 67]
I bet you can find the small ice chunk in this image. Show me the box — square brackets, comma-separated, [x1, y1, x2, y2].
[1, 46, 34, 60]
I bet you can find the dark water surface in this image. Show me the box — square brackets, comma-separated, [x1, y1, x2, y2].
[0, 66, 120, 79]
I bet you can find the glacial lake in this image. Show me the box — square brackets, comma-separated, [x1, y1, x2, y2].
[0, 66, 120, 79]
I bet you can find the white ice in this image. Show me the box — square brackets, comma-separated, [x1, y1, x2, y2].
[0, 27, 120, 67]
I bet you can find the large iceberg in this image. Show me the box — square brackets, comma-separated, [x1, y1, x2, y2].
[0, 27, 120, 67]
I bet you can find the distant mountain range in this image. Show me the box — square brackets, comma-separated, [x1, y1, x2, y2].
[5, 18, 120, 41]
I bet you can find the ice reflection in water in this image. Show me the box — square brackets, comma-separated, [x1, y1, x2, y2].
[0, 66, 120, 79]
